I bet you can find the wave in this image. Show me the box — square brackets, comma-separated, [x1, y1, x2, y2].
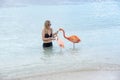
[1, 63, 120, 80]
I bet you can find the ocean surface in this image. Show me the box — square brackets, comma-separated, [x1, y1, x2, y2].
[0, 0, 120, 79]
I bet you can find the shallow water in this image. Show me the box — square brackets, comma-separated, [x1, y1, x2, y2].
[0, 1, 120, 79]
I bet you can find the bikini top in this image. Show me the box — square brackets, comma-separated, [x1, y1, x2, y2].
[44, 28, 53, 38]
[45, 33, 52, 38]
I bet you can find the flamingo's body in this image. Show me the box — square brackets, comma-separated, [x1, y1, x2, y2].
[59, 28, 80, 48]
[65, 35, 80, 43]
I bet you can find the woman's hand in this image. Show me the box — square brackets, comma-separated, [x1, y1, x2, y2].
[55, 31, 59, 35]
[49, 37, 56, 40]
[56, 31, 59, 34]
[53, 31, 59, 38]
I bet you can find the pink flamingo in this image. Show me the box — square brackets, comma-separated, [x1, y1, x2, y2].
[59, 28, 81, 48]
[56, 36, 64, 48]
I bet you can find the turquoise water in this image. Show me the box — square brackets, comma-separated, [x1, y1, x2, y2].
[0, 1, 120, 79]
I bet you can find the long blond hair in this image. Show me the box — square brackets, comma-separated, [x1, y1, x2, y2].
[44, 20, 51, 33]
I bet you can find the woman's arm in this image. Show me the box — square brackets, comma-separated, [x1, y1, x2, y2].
[53, 31, 58, 37]
[51, 28, 58, 38]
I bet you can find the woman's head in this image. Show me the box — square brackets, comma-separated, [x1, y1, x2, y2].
[44, 20, 51, 29]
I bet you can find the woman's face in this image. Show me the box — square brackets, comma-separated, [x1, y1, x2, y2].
[45, 20, 51, 29]
[46, 21, 51, 28]
[48, 23, 51, 27]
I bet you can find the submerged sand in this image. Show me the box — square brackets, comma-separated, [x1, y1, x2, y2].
[2, 70, 119, 80]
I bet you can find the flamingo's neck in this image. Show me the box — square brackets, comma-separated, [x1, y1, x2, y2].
[60, 29, 67, 39]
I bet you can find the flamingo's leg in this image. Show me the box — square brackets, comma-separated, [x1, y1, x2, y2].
[73, 43, 75, 49]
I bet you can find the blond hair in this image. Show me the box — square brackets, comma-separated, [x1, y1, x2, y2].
[44, 20, 51, 33]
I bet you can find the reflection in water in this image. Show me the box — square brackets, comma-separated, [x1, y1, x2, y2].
[66, 47, 81, 55]
[43, 47, 54, 57]
[42, 46, 81, 57]
[41, 46, 81, 64]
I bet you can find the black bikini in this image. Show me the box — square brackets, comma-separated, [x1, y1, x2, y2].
[45, 33, 52, 38]
[43, 32, 53, 48]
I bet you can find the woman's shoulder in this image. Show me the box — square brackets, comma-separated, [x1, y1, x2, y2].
[42, 28, 46, 33]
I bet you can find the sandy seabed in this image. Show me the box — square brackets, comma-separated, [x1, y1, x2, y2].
[5, 70, 119, 80]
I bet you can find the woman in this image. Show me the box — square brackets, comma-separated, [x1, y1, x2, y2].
[42, 20, 58, 48]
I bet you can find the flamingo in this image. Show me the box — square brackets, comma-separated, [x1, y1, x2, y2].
[56, 35, 64, 48]
[59, 28, 81, 49]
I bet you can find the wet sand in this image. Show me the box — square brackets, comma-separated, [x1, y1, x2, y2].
[5, 70, 119, 80]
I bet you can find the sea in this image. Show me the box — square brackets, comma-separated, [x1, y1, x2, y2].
[0, 0, 120, 79]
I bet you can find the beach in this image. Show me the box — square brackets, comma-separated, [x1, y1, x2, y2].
[21, 71, 120, 80]
[0, 0, 120, 80]
[1, 62, 120, 80]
